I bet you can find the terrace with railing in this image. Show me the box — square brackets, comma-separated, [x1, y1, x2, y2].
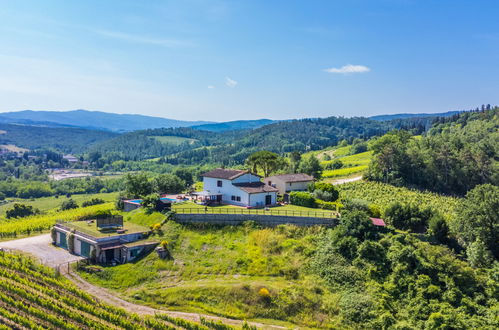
[175, 207, 338, 219]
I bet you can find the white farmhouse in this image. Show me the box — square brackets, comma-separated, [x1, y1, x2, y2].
[198, 168, 278, 207]
[264, 173, 314, 195]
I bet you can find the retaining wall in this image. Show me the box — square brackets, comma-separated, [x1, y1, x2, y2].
[175, 213, 338, 227]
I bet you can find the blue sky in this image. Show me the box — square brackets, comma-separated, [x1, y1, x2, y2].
[0, 0, 497, 121]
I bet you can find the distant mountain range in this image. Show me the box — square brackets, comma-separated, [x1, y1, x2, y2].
[191, 119, 275, 132]
[0, 110, 212, 132]
[0, 109, 464, 133]
[0, 109, 277, 133]
[369, 111, 462, 121]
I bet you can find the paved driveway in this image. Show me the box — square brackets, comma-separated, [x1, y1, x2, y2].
[0, 234, 83, 268]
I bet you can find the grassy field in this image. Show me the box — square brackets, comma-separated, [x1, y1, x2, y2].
[152, 136, 198, 145]
[80, 210, 332, 328]
[0, 192, 119, 217]
[0, 144, 29, 153]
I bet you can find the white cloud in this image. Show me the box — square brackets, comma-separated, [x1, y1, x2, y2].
[225, 77, 238, 88]
[324, 64, 370, 74]
[207, 85, 215, 89]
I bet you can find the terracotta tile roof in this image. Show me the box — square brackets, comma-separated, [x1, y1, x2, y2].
[370, 218, 386, 226]
[265, 173, 314, 183]
[233, 182, 279, 194]
[201, 168, 249, 180]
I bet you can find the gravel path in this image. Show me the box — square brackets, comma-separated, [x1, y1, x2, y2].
[0, 234, 83, 269]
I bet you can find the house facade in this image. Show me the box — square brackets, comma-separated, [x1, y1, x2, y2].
[264, 173, 314, 195]
[53, 218, 157, 264]
[200, 168, 278, 207]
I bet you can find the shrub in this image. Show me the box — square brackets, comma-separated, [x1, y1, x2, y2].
[82, 198, 105, 207]
[151, 223, 162, 232]
[60, 199, 79, 211]
[289, 191, 316, 208]
[258, 287, 271, 303]
[6, 203, 39, 219]
[325, 159, 343, 170]
[384, 202, 433, 232]
[310, 182, 339, 202]
[316, 199, 343, 212]
[340, 210, 378, 240]
[428, 214, 449, 243]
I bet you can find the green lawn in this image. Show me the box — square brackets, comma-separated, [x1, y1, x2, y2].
[0, 192, 119, 218]
[64, 219, 150, 238]
[173, 201, 337, 217]
[152, 136, 198, 145]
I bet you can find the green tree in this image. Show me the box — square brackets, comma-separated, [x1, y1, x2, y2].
[154, 174, 185, 194]
[60, 199, 79, 211]
[288, 151, 302, 173]
[310, 182, 339, 202]
[124, 172, 154, 198]
[298, 155, 322, 179]
[340, 210, 378, 240]
[173, 168, 194, 186]
[141, 193, 165, 213]
[5, 203, 39, 219]
[246, 151, 286, 177]
[466, 239, 494, 268]
[453, 184, 499, 258]
[428, 213, 449, 244]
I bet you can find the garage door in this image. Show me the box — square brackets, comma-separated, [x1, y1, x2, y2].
[80, 241, 91, 258]
[59, 232, 67, 249]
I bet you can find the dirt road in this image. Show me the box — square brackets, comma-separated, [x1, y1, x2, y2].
[66, 271, 286, 329]
[330, 175, 362, 185]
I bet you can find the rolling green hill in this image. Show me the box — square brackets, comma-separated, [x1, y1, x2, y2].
[0, 123, 117, 153]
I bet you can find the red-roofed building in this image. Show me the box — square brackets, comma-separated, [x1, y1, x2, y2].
[370, 218, 386, 226]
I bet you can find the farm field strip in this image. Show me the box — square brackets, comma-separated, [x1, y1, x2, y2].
[0, 252, 237, 330]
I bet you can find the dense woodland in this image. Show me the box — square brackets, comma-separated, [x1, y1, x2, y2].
[0, 123, 117, 153]
[367, 108, 498, 195]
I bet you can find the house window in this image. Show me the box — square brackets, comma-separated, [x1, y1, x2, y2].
[236, 196, 241, 202]
[231, 195, 236, 201]
[217, 180, 223, 187]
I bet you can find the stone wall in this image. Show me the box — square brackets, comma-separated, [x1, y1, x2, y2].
[175, 213, 337, 227]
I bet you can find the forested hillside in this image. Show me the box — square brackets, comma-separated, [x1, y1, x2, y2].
[0, 123, 117, 153]
[367, 108, 498, 195]
[89, 115, 432, 167]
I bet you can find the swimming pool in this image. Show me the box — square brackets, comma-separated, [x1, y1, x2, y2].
[128, 197, 178, 204]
